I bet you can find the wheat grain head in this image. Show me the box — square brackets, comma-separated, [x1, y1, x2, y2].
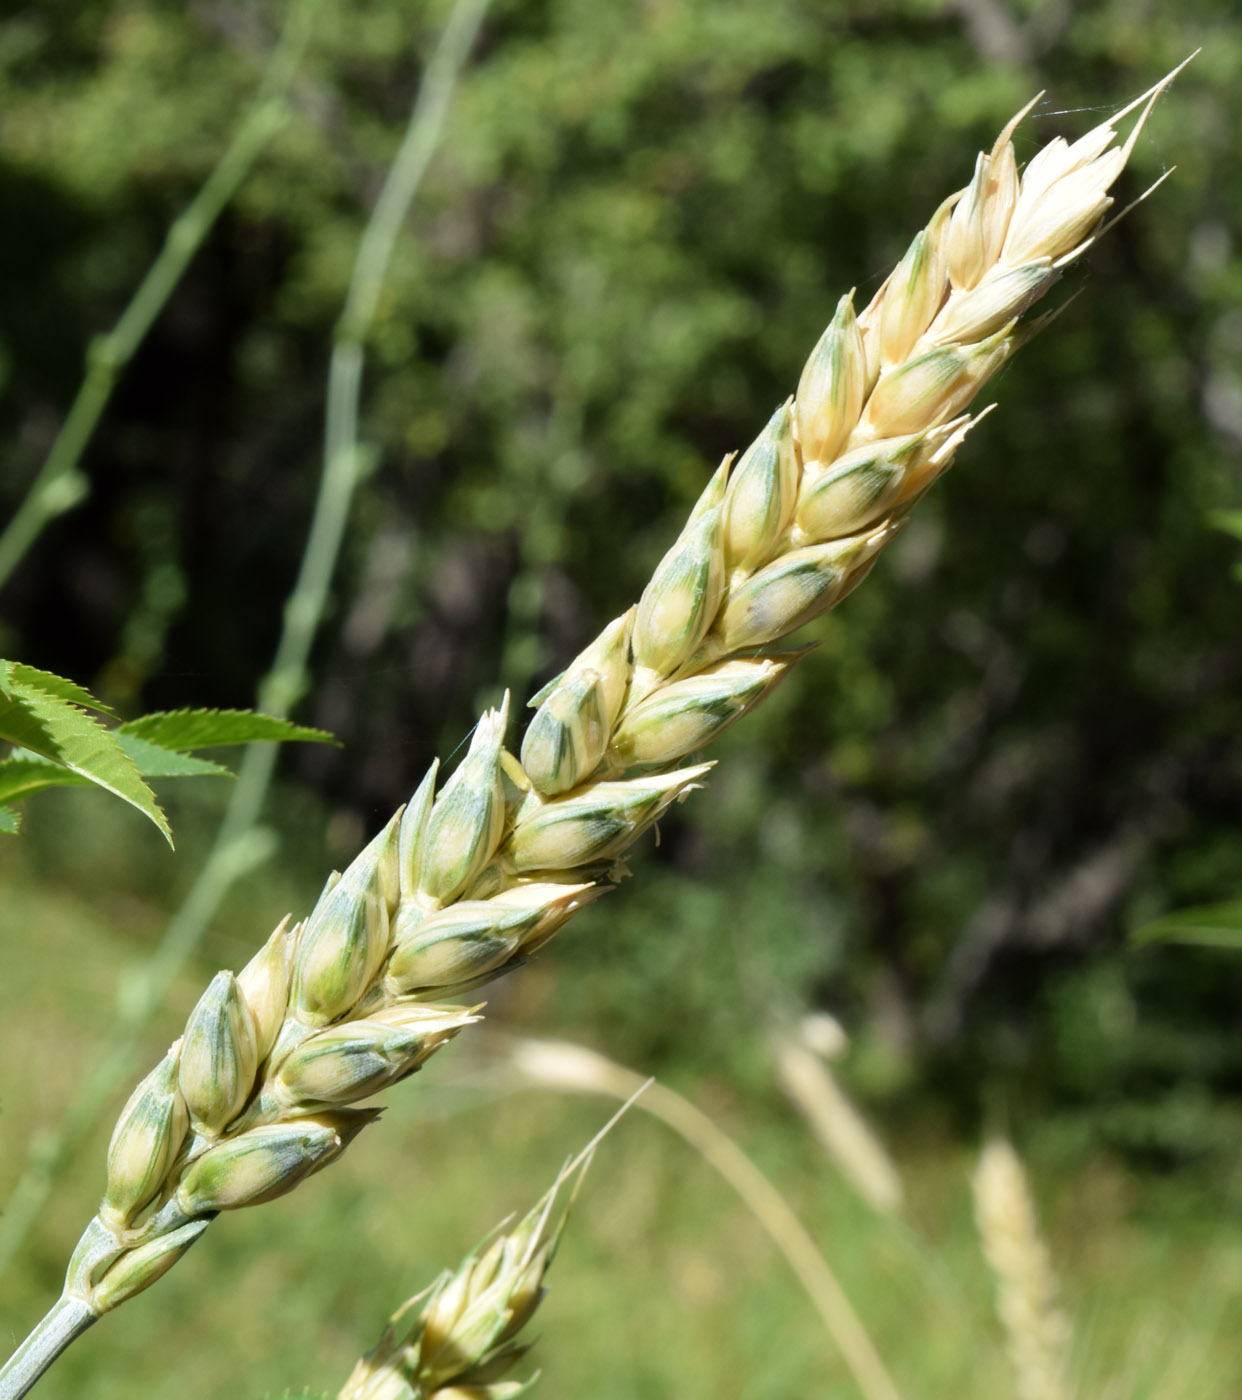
[54, 63, 1187, 1320]
[336, 1112, 619, 1400]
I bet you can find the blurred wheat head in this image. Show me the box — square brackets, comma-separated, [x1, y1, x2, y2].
[973, 1136, 1075, 1400]
[50, 63, 1186, 1330]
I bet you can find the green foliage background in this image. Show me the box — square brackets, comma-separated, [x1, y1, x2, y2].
[2, 0, 1241, 1395]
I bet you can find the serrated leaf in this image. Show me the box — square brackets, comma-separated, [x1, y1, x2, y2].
[0, 661, 117, 716]
[115, 733, 234, 779]
[1131, 902, 1242, 950]
[0, 757, 93, 804]
[0, 805, 23, 835]
[119, 708, 337, 752]
[0, 680, 171, 845]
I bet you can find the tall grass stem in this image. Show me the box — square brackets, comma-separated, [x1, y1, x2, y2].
[0, 0, 319, 592]
[505, 1035, 905, 1400]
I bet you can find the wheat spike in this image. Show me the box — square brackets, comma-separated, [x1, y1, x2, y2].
[51, 67, 1184, 1322]
[973, 1136, 1074, 1400]
[337, 1113, 621, 1400]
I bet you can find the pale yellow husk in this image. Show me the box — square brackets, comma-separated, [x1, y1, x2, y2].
[63, 66, 1184, 1318]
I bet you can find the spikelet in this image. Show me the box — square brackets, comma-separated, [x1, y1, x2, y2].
[522, 610, 634, 795]
[236, 916, 297, 1063]
[417, 700, 510, 904]
[797, 294, 868, 464]
[289, 812, 401, 1028]
[178, 972, 259, 1136]
[722, 401, 799, 576]
[101, 1047, 188, 1229]
[64, 67, 1184, 1322]
[632, 461, 729, 689]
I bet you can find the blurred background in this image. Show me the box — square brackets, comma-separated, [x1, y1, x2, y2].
[2, 1, 1241, 1396]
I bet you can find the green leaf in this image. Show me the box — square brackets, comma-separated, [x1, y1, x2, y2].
[0, 660, 117, 716]
[0, 679, 171, 846]
[115, 733, 233, 779]
[118, 708, 337, 752]
[0, 736, 230, 803]
[0, 805, 23, 835]
[1131, 902, 1242, 950]
[0, 757, 93, 804]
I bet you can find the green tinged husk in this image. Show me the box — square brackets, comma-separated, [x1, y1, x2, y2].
[722, 401, 798, 576]
[607, 656, 795, 769]
[386, 900, 539, 992]
[522, 611, 633, 796]
[236, 916, 296, 1064]
[92, 1220, 211, 1313]
[796, 293, 867, 464]
[872, 194, 955, 368]
[417, 701, 510, 904]
[174, 1112, 374, 1213]
[861, 321, 1014, 437]
[178, 971, 259, 1136]
[290, 813, 401, 1027]
[632, 465, 728, 682]
[397, 759, 440, 899]
[793, 416, 974, 545]
[713, 532, 888, 654]
[102, 1048, 189, 1229]
[273, 1006, 475, 1108]
[504, 765, 711, 872]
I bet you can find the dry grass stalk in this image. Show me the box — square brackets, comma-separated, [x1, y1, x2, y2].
[44, 66, 1183, 1336]
[973, 1136, 1074, 1400]
[499, 1033, 905, 1400]
[769, 1026, 904, 1216]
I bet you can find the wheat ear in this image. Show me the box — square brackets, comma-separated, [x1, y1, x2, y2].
[1, 65, 1185, 1400]
[337, 1102, 630, 1400]
[973, 1136, 1074, 1400]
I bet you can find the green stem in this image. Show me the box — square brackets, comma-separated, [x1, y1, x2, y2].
[0, 1296, 96, 1400]
[0, 0, 491, 1309]
[0, 1, 319, 593]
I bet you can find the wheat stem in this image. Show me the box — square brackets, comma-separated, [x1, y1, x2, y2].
[0, 1298, 96, 1400]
